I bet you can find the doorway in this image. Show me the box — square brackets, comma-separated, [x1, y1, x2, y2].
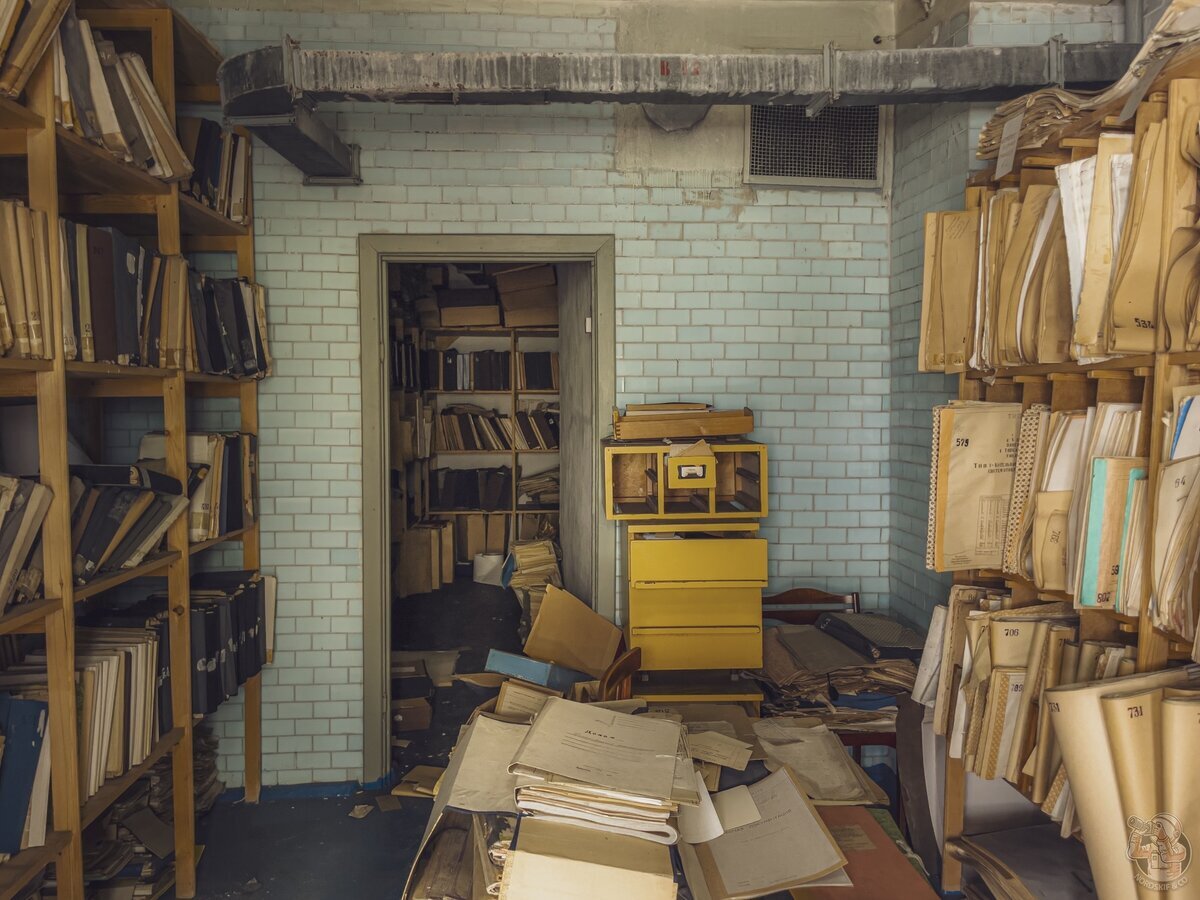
[358, 235, 617, 781]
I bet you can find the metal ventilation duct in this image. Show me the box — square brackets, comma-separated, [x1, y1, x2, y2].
[218, 39, 1139, 182]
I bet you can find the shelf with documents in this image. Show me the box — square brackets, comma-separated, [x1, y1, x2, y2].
[80, 728, 185, 830]
[73, 552, 181, 602]
[188, 526, 253, 556]
[0, 831, 71, 899]
[0, 5, 262, 896]
[928, 66, 1200, 895]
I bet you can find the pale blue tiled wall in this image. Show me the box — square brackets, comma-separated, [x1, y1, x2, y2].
[164, 5, 892, 785]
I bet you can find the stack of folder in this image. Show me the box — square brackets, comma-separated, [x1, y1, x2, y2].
[67, 465, 190, 585]
[178, 117, 252, 224]
[0, 200, 57, 361]
[1153, 384, 1200, 643]
[0, 473, 52, 614]
[515, 351, 558, 391]
[0, 0, 70, 98]
[421, 348, 510, 392]
[516, 467, 559, 509]
[431, 466, 511, 512]
[0, 691, 50, 863]
[510, 698, 694, 844]
[52, 7, 191, 181]
[137, 432, 257, 544]
[435, 406, 513, 452]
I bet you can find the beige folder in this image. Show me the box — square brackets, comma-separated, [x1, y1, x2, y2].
[1047, 665, 1200, 900]
[1107, 120, 1166, 355]
[1074, 132, 1134, 359]
[1161, 690, 1200, 878]
[931, 403, 1023, 571]
[1102, 686, 1164, 900]
[1032, 490, 1073, 590]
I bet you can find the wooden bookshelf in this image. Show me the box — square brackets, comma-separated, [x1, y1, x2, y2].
[0, 7, 262, 897]
[935, 73, 1200, 894]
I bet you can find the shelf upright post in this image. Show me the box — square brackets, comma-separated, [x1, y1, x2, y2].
[159, 170, 198, 896]
[26, 50, 85, 900]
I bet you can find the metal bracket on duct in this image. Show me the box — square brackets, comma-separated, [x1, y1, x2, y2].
[219, 37, 1139, 182]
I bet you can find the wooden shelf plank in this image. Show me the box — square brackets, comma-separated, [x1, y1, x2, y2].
[180, 194, 249, 237]
[0, 95, 43, 131]
[0, 830, 70, 898]
[189, 526, 251, 556]
[964, 354, 1157, 379]
[56, 127, 169, 197]
[0, 358, 52, 373]
[0, 597, 59, 636]
[80, 728, 184, 830]
[73, 552, 180, 602]
[66, 361, 173, 379]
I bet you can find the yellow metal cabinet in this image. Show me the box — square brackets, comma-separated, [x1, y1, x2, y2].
[626, 524, 765, 671]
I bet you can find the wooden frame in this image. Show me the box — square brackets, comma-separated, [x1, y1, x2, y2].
[358, 234, 618, 782]
[935, 79, 1200, 893]
[0, 6, 260, 896]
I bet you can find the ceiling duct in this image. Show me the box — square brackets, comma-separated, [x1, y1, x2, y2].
[219, 38, 1138, 182]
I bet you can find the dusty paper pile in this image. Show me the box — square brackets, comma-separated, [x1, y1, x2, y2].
[1152, 385, 1200, 642]
[752, 720, 887, 805]
[977, 0, 1200, 158]
[505, 538, 562, 639]
[508, 697, 695, 844]
[750, 624, 917, 711]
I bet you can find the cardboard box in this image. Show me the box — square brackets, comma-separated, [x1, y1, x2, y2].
[392, 659, 434, 732]
[396, 525, 442, 597]
[456, 513, 487, 564]
[392, 697, 433, 731]
[485, 514, 507, 554]
[494, 264, 556, 295]
[503, 305, 558, 327]
[437, 287, 500, 327]
[484, 649, 591, 694]
[523, 585, 622, 679]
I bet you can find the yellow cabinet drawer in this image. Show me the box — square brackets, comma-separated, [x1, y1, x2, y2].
[628, 586, 761, 628]
[630, 626, 763, 670]
[629, 538, 767, 587]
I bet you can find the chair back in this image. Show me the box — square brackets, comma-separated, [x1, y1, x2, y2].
[598, 647, 642, 701]
[762, 587, 859, 625]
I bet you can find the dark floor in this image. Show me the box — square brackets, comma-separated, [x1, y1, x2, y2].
[186, 579, 520, 899]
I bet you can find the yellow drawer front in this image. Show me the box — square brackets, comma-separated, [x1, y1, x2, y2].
[630, 626, 763, 670]
[629, 538, 768, 587]
[628, 586, 761, 629]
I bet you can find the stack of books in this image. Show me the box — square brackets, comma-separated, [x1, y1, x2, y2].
[513, 406, 558, 450]
[178, 117, 252, 224]
[0, 474, 52, 614]
[68, 465, 190, 585]
[422, 348, 510, 391]
[0, 691, 50, 862]
[137, 432, 257, 543]
[0, 200, 55, 360]
[0, 0, 69, 98]
[53, 7, 192, 181]
[516, 351, 558, 391]
[432, 466, 512, 512]
[517, 467, 559, 509]
[435, 406, 512, 452]
[184, 272, 271, 378]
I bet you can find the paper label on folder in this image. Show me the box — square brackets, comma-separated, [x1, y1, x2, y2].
[995, 111, 1024, 180]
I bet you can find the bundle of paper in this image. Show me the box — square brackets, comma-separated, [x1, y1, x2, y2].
[752, 720, 888, 805]
[508, 698, 696, 845]
[948, 824, 1095, 900]
[927, 402, 1022, 572]
[774, 707, 898, 732]
[977, 0, 1200, 160]
[516, 468, 559, 508]
[1047, 665, 1200, 898]
[506, 539, 560, 591]
[1152, 389, 1200, 641]
[678, 768, 849, 899]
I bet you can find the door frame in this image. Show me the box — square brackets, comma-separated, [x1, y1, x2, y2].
[358, 233, 617, 781]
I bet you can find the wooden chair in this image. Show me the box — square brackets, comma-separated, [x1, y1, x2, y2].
[762, 587, 859, 625]
[598, 647, 642, 701]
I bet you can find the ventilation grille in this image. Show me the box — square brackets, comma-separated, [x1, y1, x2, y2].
[747, 105, 881, 186]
